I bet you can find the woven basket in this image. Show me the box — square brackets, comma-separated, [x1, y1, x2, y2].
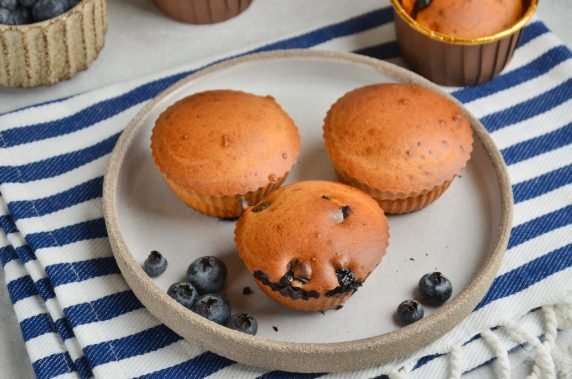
[0, 0, 107, 88]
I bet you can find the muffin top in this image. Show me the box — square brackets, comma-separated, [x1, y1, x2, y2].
[235, 181, 389, 297]
[411, 0, 523, 39]
[151, 90, 300, 196]
[323, 83, 473, 196]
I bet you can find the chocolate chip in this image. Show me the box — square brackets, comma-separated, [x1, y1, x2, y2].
[252, 201, 271, 213]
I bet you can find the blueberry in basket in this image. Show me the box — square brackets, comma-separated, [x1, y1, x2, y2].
[187, 256, 227, 294]
[227, 313, 258, 336]
[418, 272, 453, 306]
[192, 294, 231, 325]
[167, 282, 198, 310]
[143, 250, 168, 277]
[0, 0, 81, 25]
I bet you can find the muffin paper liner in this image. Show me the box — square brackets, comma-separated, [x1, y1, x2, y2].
[335, 168, 454, 214]
[0, 0, 107, 87]
[164, 173, 289, 218]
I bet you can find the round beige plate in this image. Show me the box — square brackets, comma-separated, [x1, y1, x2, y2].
[103, 50, 513, 373]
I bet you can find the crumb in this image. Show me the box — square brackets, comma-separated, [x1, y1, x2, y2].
[425, 253, 428, 257]
[335, 305, 344, 310]
[320, 310, 325, 315]
[272, 326, 278, 332]
[409, 258, 415, 261]
[242, 287, 253, 296]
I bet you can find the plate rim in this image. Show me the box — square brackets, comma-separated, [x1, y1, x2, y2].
[102, 49, 514, 373]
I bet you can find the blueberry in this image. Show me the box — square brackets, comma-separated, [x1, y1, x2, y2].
[167, 282, 198, 309]
[412, 0, 432, 18]
[65, 0, 80, 10]
[187, 256, 227, 294]
[0, 8, 14, 24]
[0, 0, 18, 11]
[418, 272, 452, 306]
[32, 0, 68, 22]
[12, 6, 30, 24]
[18, 0, 36, 7]
[227, 313, 258, 335]
[143, 250, 168, 277]
[192, 294, 231, 325]
[397, 300, 424, 325]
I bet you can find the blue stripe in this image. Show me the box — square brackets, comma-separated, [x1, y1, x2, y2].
[0, 133, 120, 183]
[135, 352, 235, 379]
[0, 245, 18, 265]
[20, 313, 55, 341]
[75, 356, 93, 379]
[65, 291, 143, 328]
[480, 78, 572, 133]
[32, 352, 75, 379]
[26, 218, 107, 249]
[54, 317, 75, 341]
[257, 372, 324, 379]
[513, 164, 572, 203]
[7, 275, 38, 303]
[453, 45, 572, 103]
[508, 205, 572, 249]
[502, 123, 572, 165]
[413, 353, 443, 370]
[476, 243, 572, 310]
[83, 325, 182, 366]
[8, 176, 104, 220]
[46, 257, 120, 287]
[14, 244, 36, 263]
[517, 21, 549, 47]
[354, 41, 400, 61]
[0, 7, 393, 149]
[35, 277, 56, 302]
[0, 214, 17, 234]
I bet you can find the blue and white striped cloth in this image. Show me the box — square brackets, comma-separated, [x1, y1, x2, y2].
[1, 2, 571, 378]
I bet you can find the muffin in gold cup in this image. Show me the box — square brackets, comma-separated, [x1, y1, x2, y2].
[151, 89, 301, 218]
[153, 0, 253, 24]
[0, 0, 107, 88]
[391, 0, 538, 86]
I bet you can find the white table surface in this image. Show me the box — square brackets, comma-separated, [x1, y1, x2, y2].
[1, 1, 570, 378]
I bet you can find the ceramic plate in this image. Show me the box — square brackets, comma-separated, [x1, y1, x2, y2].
[103, 50, 513, 373]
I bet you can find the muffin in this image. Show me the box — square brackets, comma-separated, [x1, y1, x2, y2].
[235, 181, 390, 312]
[153, 0, 253, 24]
[391, 0, 537, 86]
[151, 89, 300, 218]
[323, 83, 473, 214]
[401, 0, 523, 38]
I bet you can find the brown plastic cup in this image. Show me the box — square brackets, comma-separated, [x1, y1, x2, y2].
[153, 0, 253, 24]
[391, 0, 538, 86]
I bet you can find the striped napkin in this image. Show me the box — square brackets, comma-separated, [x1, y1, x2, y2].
[1, 2, 571, 378]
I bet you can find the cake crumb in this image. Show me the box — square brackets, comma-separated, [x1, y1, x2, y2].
[272, 326, 278, 332]
[409, 258, 415, 261]
[320, 311, 325, 315]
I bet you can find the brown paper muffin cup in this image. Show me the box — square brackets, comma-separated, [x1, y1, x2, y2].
[391, 0, 538, 86]
[335, 169, 454, 215]
[0, 0, 107, 88]
[164, 173, 288, 218]
[153, 0, 253, 24]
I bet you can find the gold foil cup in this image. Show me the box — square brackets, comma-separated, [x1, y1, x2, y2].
[0, 0, 107, 88]
[391, 0, 538, 86]
[153, 0, 253, 24]
[335, 169, 454, 215]
[164, 173, 288, 218]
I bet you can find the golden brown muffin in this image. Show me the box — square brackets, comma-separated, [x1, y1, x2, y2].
[151, 90, 300, 218]
[235, 181, 390, 312]
[402, 0, 523, 38]
[323, 83, 473, 214]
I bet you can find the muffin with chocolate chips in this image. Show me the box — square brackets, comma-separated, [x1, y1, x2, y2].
[151, 89, 300, 218]
[323, 83, 473, 214]
[234, 181, 389, 312]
